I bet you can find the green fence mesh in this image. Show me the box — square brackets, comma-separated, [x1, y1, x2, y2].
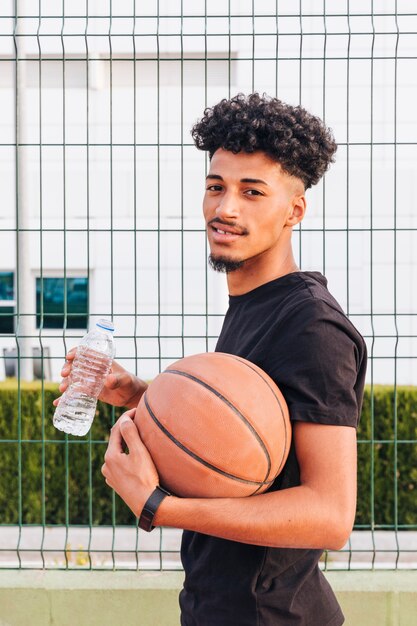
[0, 1, 416, 570]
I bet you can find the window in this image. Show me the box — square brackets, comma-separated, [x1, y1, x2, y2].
[36, 277, 89, 329]
[0, 272, 15, 334]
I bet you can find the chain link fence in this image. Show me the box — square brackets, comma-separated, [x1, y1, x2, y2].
[0, 0, 416, 570]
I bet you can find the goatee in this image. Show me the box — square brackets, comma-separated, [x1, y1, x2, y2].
[208, 254, 245, 273]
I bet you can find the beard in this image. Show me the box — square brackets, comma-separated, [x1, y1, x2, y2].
[208, 254, 245, 273]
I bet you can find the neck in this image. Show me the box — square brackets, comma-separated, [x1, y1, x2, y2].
[226, 248, 299, 296]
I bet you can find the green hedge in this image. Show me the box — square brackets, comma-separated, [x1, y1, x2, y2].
[0, 381, 134, 525]
[356, 386, 417, 528]
[0, 382, 416, 527]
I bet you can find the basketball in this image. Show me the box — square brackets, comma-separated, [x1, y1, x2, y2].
[134, 352, 291, 498]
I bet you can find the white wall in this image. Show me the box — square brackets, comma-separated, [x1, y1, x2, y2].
[0, 0, 416, 384]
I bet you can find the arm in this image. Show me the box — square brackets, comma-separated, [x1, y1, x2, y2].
[102, 415, 357, 551]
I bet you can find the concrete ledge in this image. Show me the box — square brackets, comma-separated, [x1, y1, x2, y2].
[0, 571, 184, 626]
[329, 571, 417, 626]
[0, 570, 416, 626]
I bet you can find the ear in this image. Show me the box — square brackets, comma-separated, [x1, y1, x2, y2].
[286, 194, 306, 227]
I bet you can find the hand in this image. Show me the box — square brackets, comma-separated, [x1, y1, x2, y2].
[53, 348, 148, 409]
[101, 409, 160, 517]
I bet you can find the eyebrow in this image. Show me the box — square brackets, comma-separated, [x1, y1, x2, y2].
[206, 174, 269, 185]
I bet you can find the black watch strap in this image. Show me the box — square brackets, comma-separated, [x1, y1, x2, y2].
[139, 486, 171, 532]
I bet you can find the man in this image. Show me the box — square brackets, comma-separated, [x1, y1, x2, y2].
[57, 93, 367, 625]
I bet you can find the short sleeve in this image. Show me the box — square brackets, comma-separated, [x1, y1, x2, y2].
[269, 300, 366, 428]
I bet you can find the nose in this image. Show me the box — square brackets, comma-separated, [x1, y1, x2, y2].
[215, 191, 240, 221]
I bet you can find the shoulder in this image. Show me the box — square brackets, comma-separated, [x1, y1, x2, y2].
[283, 271, 346, 316]
[280, 272, 365, 353]
[262, 273, 367, 427]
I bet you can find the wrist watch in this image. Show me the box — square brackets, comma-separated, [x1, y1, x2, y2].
[139, 485, 171, 532]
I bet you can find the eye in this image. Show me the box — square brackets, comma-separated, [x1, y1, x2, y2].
[206, 184, 223, 192]
[245, 189, 264, 196]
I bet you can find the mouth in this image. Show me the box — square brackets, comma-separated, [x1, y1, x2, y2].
[209, 220, 248, 240]
[212, 227, 239, 236]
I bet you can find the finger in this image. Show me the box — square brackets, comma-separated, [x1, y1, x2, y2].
[101, 463, 112, 486]
[60, 364, 72, 379]
[104, 361, 129, 389]
[65, 348, 76, 360]
[60, 349, 76, 376]
[119, 415, 152, 461]
[58, 379, 69, 393]
[105, 372, 122, 390]
[118, 410, 136, 453]
[60, 364, 70, 378]
[106, 418, 125, 455]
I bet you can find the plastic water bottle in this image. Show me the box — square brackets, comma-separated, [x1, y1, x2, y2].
[53, 319, 115, 436]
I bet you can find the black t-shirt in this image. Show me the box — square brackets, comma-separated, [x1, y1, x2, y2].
[179, 272, 367, 626]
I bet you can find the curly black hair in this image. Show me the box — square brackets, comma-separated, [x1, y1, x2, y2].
[191, 93, 337, 189]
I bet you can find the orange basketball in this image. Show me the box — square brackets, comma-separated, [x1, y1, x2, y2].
[134, 352, 291, 498]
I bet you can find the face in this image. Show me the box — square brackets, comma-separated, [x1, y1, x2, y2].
[203, 149, 305, 273]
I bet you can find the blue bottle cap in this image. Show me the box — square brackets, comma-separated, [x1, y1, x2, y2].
[96, 318, 115, 332]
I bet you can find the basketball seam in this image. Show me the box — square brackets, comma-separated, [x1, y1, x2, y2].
[164, 368, 272, 482]
[218, 353, 290, 480]
[143, 392, 274, 490]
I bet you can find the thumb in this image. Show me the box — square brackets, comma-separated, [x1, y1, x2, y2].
[106, 372, 123, 390]
[119, 411, 143, 451]
[119, 415, 155, 466]
[105, 361, 129, 389]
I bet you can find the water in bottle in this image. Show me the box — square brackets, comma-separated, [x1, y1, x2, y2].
[53, 319, 115, 436]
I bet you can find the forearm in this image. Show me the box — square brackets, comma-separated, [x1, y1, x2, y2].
[104, 421, 356, 552]
[154, 485, 353, 551]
